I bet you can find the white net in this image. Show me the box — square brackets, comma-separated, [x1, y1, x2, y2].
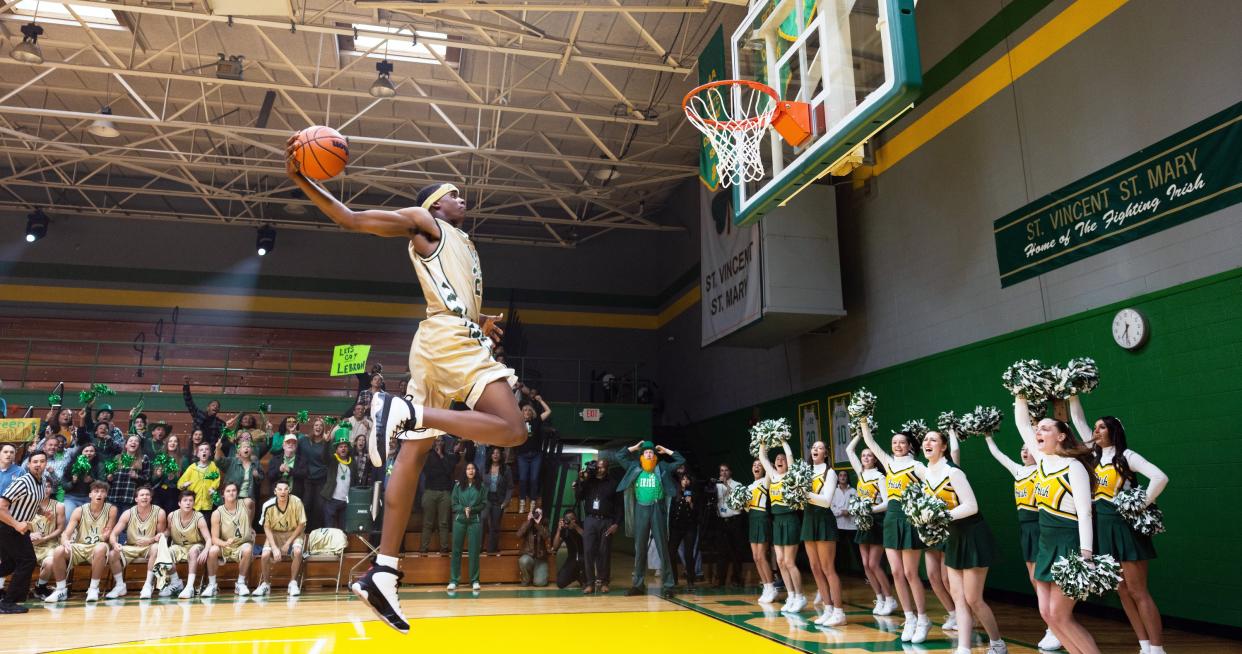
[684, 82, 777, 188]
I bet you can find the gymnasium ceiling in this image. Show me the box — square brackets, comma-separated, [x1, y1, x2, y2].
[0, 0, 743, 247]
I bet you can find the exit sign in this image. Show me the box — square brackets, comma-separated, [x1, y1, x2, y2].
[579, 408, 603, 422]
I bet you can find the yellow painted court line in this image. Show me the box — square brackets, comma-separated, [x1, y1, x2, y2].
[0, 283, 660, 330]
[865, 0, 1129, 178]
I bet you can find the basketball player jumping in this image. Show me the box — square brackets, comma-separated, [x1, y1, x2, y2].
[286, 137, 527, 633]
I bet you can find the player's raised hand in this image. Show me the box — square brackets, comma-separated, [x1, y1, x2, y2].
[285, 133, 302, 178]
[481, 313, 504, 343]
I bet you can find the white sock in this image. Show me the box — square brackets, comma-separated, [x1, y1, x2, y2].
[990, 639, 1005, 646]
[875, 593, 884, 603]
[114, 573, 124, 585]
[376, 554, 399, 569]
[208, 575, 217, 584]
[1139, 641, 1151, 654]
[238, 576, 246, 585]
[946, 610, 956, 619]
[89, 579, 101, 589]
[1149, 646, 1165, 654]
[145, 570, 154, 585]
[917, 613, 929, 623]
[187, 574, 196, 587]
[56, 580, 67, 591]
[904, 611, 916, 622]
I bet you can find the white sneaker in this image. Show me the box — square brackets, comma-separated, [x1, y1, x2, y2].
[872, 597, 885, 615]
[43, 587, 68, 603]
[105, 583, 126, 599]
[236, 581, 251, 596]
[813, 591, 822, 605]
[178, 584, 194, 600]
[139, 584, 153, 599]
[85, 587, 100, 602]
[824, 608, 847, 626]
[988, 641, 1010, 654]
[201, 583, 218, 598]
[1038, 629, 1063, 650]
[943, 612, 958, 630]
[885, 597, 898, 614]
[912, 617, 932, 644]
[757, 585, 774, 603]
[472, 582, 480, 591]
[163, 578, 183, 598]
[901, 620, 916, 642]
[446, 582, 457, 591]
[253, 582, 271, 596]
[779, 596, 793, 612]
[287, 581, 300, 597]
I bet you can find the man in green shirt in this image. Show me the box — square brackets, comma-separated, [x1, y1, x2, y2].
[615, 440, 684, 598]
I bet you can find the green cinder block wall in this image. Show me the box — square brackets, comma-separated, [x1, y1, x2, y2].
[682, 268, 1242, 628]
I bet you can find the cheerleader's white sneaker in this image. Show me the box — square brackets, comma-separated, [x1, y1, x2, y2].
[1038, 629, 1063, 650]
[943, 611, 958, 630]
[883, 596, 898, 614]
[872, 597, 885, 615]
[824, 607, 847, 626]
[900, 620, 916, 642]
[912, 616, 932, 643]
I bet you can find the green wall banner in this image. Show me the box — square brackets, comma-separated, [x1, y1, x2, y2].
[697, 26, 726, 190]
[994, 101, 1242, 287]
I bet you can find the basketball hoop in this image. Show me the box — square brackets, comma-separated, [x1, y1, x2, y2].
[683, 79, 812, 188]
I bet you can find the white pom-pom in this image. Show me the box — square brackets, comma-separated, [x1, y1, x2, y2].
[1052, 357, 1100, 398]
[749, 418, 792, 457]
[848, 388, 877, 420]
[1114, 487, 1166, 536]
[961, 405, 1003, 436]
[847, 492, 875, 532]
[849, 416, 877, 440]
[725, 483, 751, 512]
[936, 411, 961, 434]
[781, 459, 814, 510]
[900, 482, 950, 546]
[1002, 359, 1057, 399]
[1051, 553, 1123, 600]
[896, 418, 928, 441]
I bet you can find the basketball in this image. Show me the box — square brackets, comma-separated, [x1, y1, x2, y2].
[292, 125, 349, 180]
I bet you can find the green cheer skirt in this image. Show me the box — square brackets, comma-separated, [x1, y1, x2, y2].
[772, 511, 802, 546]
[1018, 511, 1040, 563]
[748, 509, 771, 544]
[801, 504, 838, 542]
[1034, 513, 1081, 583]
[882, 500, 925, 550]
[945, 514, 996, 570]
[1094, 500, 1156, 561]
[855, 519, 885, 545]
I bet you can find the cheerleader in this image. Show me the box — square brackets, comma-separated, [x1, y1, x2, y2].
[923, 430, 1008, 654]
[984, 430, 1062, 651]
[846, 434, 895, 616]
[745, 459, 777, 604]
[758, 440, 806, 613]
[922, 434, 960, 634]
[1014, 396, 1100, 654]
[802, 441, 845, 626]
[1079, 404, 1169, 654]
[860, 419, 932, 643]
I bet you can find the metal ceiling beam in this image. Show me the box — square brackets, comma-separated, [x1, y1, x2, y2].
[356, 2, 708, 14]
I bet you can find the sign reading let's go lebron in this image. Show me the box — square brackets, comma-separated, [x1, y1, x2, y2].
[994, 102, 1242, 287]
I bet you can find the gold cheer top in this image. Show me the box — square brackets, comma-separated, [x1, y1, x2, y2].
[1092, 462, 1127, 502]
[769, 478, 787, 507]
[856, 468, 884, 503]
[75, 502, 113, 545]
[885, 461, 920, 504]
[926, 476, 960, 510]
[747, 480, 769, 512]
[1034, 462, 1078, 521]
[169, 510, 206, 546]
[1014, 467, 1038, 514]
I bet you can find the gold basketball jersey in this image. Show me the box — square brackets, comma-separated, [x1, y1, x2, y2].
[169, 511, 205, 546]
[76, 503, 113, 544]
[217, 504, 253, 542]
[125, 506, 159, 542]
[410, 218, 485, 325]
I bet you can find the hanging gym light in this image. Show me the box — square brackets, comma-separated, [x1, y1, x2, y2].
[88, 107, 120, 138]
[26, 209, 48, 243]
[256, 224, 276, 256]
[11, 23, 44, 64]
[370, 60, 396, 98]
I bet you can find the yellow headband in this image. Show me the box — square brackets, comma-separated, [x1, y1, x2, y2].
[420, 184, 460, 210]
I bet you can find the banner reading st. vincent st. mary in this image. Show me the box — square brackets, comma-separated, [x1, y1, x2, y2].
[994, 102, 1242, 287]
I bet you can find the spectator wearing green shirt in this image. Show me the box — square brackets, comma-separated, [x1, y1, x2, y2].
[448, 463, 487, 591]
[616, 440, 684, 598]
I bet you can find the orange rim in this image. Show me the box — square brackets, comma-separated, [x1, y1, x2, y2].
[683, 79, 780, 131]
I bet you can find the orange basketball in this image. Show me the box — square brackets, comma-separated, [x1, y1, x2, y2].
[293, 125, 349, 180]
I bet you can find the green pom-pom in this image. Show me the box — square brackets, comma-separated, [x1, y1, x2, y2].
[204, 470, 220, 480]
[296, 410, 309, 423]
[79, 389, 95, 404]
[222, 427, 238, 442]
[725, 484, 750, 512]
[1027, 397, 1049, 422]
[896, 418, 928, 441]
[1051, 357, 1100, 399]
[119, 453, 134, 469]
[152, 452, 179, 477]
[103, 458, 119, 476]
[1002, 359, 1056, 399]
[936, 411, 961, 434]
[848, 416, 877, 440]
[748, 418, 791, 457]
[901, 482, 950, 545]
[49, 393, 63, 406]
[71, 455, 92, 478]
[210, 489, 223, 507]
[960, 405, 1003, 436]
[847, 492, 875, 532]
[780, 459, 814, 510]
[324, 417, 340, 427]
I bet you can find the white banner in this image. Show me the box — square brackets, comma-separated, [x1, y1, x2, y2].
[701, 186, 762, 345]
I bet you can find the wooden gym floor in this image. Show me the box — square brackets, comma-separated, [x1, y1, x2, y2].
[3, 557, 1236, 653]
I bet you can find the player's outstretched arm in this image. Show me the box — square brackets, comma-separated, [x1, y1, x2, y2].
[286, 136, 432, 238]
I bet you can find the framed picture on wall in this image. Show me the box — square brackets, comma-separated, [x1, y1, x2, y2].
[827, 392, 852, 469]
[797, 401, 821, 462]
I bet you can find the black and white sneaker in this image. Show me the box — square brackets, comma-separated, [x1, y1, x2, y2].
[351, 563, 408, 634]
[369, 393, 425, 466]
